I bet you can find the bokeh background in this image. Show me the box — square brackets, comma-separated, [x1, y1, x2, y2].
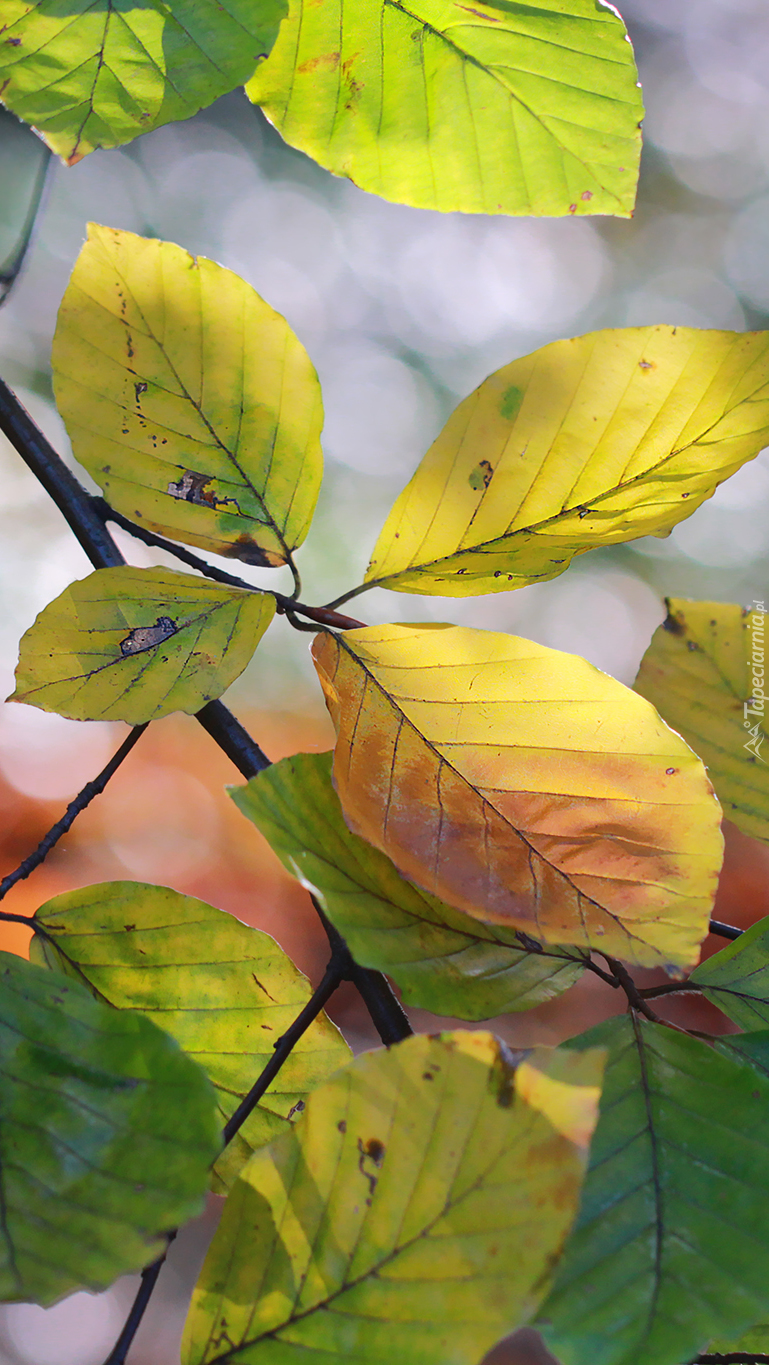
[1, 0, 769, 1360]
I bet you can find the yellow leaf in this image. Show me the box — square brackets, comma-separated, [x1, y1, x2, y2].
[246, 0, 642, 218]
[365, 326, 769, 596]
[52, 225, 323, 568]
[634, 599, 769, 844]
[311, 624, 723, 971]
[10, 565, 274, 724]
[183, 1032, 604, 1365]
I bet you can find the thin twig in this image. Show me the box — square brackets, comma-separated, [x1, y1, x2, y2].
[101, 1232, 177, 1365]
[602, 956, 662, 1022]
[709, 919, 743, 941]
[222, 954, 348, 1143]
[0, 725, 147, 902]
[640, 980, 702, 1000]
[91, 497, 365, 630]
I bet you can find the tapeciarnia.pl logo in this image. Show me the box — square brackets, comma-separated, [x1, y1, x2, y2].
[744, 600, 766, 763]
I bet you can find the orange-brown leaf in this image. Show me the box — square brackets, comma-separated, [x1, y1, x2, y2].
[311, 624, 723, 972]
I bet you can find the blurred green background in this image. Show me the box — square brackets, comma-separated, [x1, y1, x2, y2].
[0, 0, 768, 1360]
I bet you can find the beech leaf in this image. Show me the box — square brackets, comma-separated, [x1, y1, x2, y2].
[246, 0, 642, 218]
[52, 225, 323, 568]
[0, 1, 286, 165]
[9, 565, 274, 725]
[30, 882, 350, 1192]
[634, 598, 769, 844]
[311, 623, 723, 972]
[183, 1032, 604, 1365]
[0, 950, 219, 1306]
[690, 915, 769, 1028]
[231, 749, 586, 1020]
[539, 1017, 769, 1365]
[365, 327, 769, 596]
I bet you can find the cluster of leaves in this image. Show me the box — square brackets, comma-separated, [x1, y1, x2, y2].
[0, 0, 643, 216]
[1, 5, 769, 1365]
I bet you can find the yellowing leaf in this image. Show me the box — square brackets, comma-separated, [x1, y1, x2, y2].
[246, 0, 642, 218]
[231, 750, 586, 1021]
[0, 1, 286, 165]
[634, 599, 769, 844]
[30, 882, 351, 1192]
[311, 624, 723, 971]
[0, 950, 219, 1306]
[182, 1032, 604, 1365]
[365, 326, 769, 596]
[52, 225, 323, 568]
[10, 565, 274, 724]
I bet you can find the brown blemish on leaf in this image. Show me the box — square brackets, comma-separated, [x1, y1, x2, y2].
[663, 613, 685, 635]
[167, 469, 242, 515]
[638, 358, 655, 371]
[119, 616, 178, 656]
[581, 190, 593, 201]
[6, 36, 21, 45]
[469, 459, 494, 491]
[134, 381, 147, 403]
[357, 1136, 384, 1197]
[222, 535, 283, 568]
[297, 51, 340, 73]
[457, 4, 501, 16]
[287, 1099, 305, 1120]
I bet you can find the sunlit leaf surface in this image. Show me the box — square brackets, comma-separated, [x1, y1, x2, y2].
[0, 950, 219, 1306]
[52, 225, 323, 567]
[247, 0, 642, 217]
[312, 624, 723, 972]
[539, 1016, 769, 1365]
[634, 599, 769, 844]
[0, 1, 285, 164]
[183, 1032, 603, 1365]
[232, 750, 585, 1020]
[10, 565, 274, 724]
[690, 916, 769, 1027]
[366, 327, 769, 595]
[31, 882, 350, 1192]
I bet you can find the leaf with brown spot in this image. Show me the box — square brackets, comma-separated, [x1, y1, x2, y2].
[365, 326, 769, 596]
[311, 623, 723, 972]
[52, 225, 323, 569]
[9, 565, 274, 724]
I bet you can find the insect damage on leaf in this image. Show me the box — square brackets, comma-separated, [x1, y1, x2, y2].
[119, 616, 178, 656]
[167, 470, 242, 514]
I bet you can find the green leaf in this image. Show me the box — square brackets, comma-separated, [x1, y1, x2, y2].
[231, 750, 586, 1021]
[538, 1015, 769, 1365]
[364, 326, 769, 596]
[634, 599, 769, 844]
[0, 948, 219, 1306]
[30, 881, 351, 1192]
[52, 224, 324, 569]
[246, 0, 642, 218]
[0, 1, 286, 165]
[706, 1323, 769, 1357]
[690, 917, 769, 1028]
[9, 565, 275, 725]
[182, 1031, 604, 1365]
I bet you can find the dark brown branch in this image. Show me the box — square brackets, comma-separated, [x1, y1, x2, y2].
[101, 1232, 176, 1365]
[602, 956, 662, 1022]
[0, 725, 147, 901]
[709, 919, 743, 941]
